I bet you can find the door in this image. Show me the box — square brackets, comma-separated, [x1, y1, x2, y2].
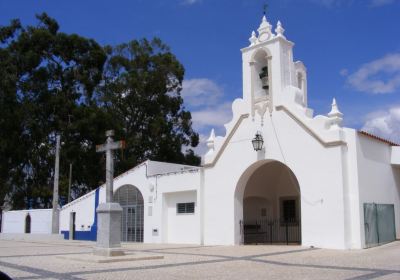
[122, 206, 143, 242]
[25, 214, 31, 234]
[364, 203, 396, 248]
[126, 207, 136, 242]
[69, 212, 76, 240]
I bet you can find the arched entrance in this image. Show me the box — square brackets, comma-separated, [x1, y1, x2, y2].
[25, 214, 31, 234]
[114, 185, 144, 242]
[236, 160, 301, 245]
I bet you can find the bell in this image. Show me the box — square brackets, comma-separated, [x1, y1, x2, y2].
[259, 66, 269, 90]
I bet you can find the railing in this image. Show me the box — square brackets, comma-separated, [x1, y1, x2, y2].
[240, 218, 301, 245]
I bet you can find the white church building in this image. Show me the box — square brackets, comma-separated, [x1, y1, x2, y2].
[2, 16, 400, 250]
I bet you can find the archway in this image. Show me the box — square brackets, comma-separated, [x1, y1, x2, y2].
[235, 160, 301, 245]
[25, 214, 31, 234]
[114, 185, 144, 242]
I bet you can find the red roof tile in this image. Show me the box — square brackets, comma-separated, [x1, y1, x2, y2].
[358, 131, 399, 146]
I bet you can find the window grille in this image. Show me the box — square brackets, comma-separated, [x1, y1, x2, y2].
[177, 202, 195, 214]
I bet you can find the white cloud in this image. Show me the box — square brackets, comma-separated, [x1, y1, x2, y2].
[181, 0, 201, 5]
[190, 102, 233, 157]
[308, 0, 352, 7]
[181, 78, 234, 156]
[181, 78, 224, 107]
[369, 0, 395, 7]
[308, 0, 396, 7]
[191, 102, 232, 131]
[191, 133, 209, 156]
[362, 106, 400, 142]
[346, 53, 400, 94]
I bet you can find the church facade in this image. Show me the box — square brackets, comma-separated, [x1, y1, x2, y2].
[2, 16, 400, 250]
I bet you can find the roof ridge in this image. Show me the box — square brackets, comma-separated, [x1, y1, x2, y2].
[358, 131, 400, 146]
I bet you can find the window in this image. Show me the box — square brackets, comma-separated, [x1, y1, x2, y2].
[282, 199, 296, 222]
[261, 208, 267, 217]
[297, 72, 303, 90]
[177, 202, 195, 214]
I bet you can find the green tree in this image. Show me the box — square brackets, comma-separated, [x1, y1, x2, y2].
[0, 14, 108, 209]
[100, 39, 200, 174]
[0, 15, 200, 210]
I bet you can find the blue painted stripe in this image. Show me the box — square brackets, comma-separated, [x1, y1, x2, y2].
[63, 188, 100, 241]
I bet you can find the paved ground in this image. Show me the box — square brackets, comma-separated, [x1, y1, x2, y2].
[0, 239, 399, 280]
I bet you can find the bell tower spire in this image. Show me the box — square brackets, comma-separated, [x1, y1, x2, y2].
[241, 13, 309, 120]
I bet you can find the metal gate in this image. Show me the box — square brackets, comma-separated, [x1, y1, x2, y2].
[240, 218, 301, 245]
[114, 185, 144, 242]
[364, 203, 396, 248]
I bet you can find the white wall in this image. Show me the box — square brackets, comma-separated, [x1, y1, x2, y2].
[60, 189, 96, 235]
[391, 146, 400, 165]
[2, 209, 52, 234]
[203, 107, 348, 249]
[60, 162, 201, 245]
[163, 190, 200, 244]
[355, 133, 400, 246]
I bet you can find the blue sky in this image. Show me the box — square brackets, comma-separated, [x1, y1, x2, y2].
[1, 0, 400, 151]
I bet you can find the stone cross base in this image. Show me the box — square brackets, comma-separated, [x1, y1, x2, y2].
[93, 203, 125, 257]
[93, 247, 125, 257]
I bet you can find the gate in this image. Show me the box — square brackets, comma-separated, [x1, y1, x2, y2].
[121, 205, 143, 242]
[240, 218, 301, 245]
[364, 203, 396, 248]
[114, 185, 144, 242]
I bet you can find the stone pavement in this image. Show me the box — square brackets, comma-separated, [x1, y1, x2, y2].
[0, 239, 399, 280]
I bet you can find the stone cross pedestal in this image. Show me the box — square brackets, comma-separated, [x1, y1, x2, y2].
[94, 130, 125, 257]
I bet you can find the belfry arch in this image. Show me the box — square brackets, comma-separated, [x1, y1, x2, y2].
[251, 49, 272, 102]
[234, 160, 301, 245]
[114, 185, 144, 242]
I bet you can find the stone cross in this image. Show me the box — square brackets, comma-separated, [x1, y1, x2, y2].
[94, 130, 126, 257]
[96, 130, 125, 203]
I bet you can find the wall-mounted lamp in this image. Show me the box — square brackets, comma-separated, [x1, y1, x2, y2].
[252, 131, 264, 151]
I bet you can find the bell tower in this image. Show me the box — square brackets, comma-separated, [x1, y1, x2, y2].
[241, 16, 308, 120]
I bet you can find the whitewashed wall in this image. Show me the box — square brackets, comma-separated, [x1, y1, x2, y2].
[163, 190, 199, 244]
[154, 170, 200, 244]
[60, 189, 97, 237]
[2, 209, 52, 234]
[355, 133, 400, 246]
[59, 161, 200, 244]
[203, 109, 348, 249]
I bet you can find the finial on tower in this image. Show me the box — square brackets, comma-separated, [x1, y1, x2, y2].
[328, 98, 344, 129]
[249, 31, 257, 46]
[257, 14, 273, 42]
[206, 129, 216, 151]
[275, 20, 285, 38]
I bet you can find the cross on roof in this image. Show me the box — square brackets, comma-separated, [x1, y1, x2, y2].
[263, 2, 268, 15]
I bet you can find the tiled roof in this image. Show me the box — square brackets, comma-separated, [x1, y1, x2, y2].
[358, 131, 400, 146]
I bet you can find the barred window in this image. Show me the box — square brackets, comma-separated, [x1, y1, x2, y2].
[177, 202, 195, 214]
